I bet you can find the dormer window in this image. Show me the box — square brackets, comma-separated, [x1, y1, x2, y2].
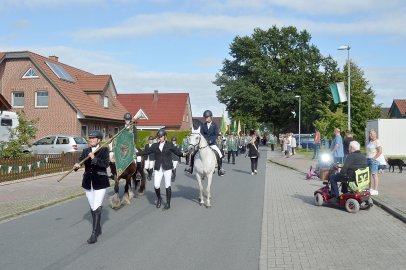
[22, 68, 39, 79]
[103, 96, 109, 108]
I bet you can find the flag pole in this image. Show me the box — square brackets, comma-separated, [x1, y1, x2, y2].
[57, 117, 139, 182]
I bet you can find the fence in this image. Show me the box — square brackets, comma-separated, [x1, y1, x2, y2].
[0, 152, 81, 183]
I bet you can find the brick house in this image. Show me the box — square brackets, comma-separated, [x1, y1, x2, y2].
[388, 99, 406, 118]
[117, 90, 193, 130]
[0, 93, 12, 112]
[0, 51, 128, 140]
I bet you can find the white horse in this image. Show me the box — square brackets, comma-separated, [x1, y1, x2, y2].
[188, 127, 217, 208]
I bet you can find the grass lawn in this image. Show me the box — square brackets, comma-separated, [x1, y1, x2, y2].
[296, 147, 314, 159]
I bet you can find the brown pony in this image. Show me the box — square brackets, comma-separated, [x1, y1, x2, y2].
[109, 148, 145, 209]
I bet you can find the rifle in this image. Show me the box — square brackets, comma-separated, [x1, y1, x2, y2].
[57, 117, 138, 182]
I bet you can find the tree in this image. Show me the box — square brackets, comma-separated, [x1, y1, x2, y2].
[341, 62, 381, 143]
[214, 26, 340, 134]
[0, 111, 38, 158]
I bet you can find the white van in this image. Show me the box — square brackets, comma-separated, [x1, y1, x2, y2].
[0, 111, 19, 142]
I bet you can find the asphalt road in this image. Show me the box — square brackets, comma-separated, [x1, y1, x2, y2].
[0, 154, 265, 270]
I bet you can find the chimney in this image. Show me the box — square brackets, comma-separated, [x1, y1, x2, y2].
[153, 90, 158, 102]
[49, 55, 59, 62]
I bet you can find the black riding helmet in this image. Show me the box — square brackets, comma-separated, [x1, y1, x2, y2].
[148, 135, 155, 141]
[203, 110, 213, 118]
[171, 136, 177, 142]
[156, 129, 167, 138]
[123, 112, 132, 121]
[88, 130, 103, 139]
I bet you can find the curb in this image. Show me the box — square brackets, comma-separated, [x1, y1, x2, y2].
[268, 158, 406, 224]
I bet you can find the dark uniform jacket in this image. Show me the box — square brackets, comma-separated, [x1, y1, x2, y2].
[200, 122, 218, 145]
[137, 141, 183, 170]
[247, 142, 259, 158]
[171, 143, 181, 162]
[79, 146, 110, 190]
[340, 150, 368, 179]
[144, 143, 155, 161]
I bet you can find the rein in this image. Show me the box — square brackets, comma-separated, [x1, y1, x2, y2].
[188, 132, 210, 151]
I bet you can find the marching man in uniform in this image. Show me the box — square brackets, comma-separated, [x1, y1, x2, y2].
[185, 110, 226, 176]
[73, 130, 110, 244]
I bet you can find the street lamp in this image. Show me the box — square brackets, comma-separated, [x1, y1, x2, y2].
[338, 45, 351, 131]
[295, 95, 301, 148]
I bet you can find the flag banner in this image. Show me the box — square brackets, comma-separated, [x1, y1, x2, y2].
[113, 129, 135, 177]
[233, 120, 237, 134]
[329, 82, 347, 104]
[220, 113, 228, 135]
[237, 120, 241, 135]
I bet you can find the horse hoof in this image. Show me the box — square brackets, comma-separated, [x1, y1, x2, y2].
[138, 191, 145, 196]
[110, 194, 121, 209]
[206, 205, 211, 209]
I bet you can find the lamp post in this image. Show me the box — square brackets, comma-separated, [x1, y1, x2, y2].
[338, 45, 351, 131]
[295, 95, 301, 148]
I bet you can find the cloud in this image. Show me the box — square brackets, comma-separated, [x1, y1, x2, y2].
[71, 9, 406, 42]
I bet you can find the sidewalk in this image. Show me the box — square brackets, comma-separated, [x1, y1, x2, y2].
[267, 148, 406, 223]
[0, 170, 87, 222]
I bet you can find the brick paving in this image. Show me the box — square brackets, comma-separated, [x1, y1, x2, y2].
[260, 149, 406, 270]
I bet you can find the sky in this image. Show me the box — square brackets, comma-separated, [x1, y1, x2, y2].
[1, 0, 405, 118]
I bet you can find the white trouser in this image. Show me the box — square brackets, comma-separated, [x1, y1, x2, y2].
[172, 160, 178, 169]
[145, 159, 155, 169]
[210, 145, 223, 158]
[154, 166, 172, 189]
[85, 185, 106, 211]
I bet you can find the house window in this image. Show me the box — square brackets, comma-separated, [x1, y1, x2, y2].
[103, 96, 108, 108]
[35, 91, 49, 108]
[81, 125, 88, 138]
[12, 92, 24, 108]
[22, 68, 39, 79]
[114, 127, 119, 134]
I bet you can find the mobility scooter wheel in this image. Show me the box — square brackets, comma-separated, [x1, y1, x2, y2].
[314, 193, 324, 206]
[361, 197, 374, 210]
[345, 198, 360, 213]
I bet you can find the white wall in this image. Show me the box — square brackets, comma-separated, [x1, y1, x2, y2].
[366, 119, 406, 156]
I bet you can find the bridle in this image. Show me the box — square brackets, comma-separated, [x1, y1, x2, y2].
[188, 132, 209, 151]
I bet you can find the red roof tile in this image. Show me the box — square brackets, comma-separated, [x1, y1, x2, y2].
[76, 75, 111, 92]
[393, 99, 406, 115]
[24, 52, 127, 121]
[117, 93, 189, 127]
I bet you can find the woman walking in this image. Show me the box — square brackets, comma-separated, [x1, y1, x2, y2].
[246, 136, 259, 175]
[73, 130, 110, 244]
[367, 129, 382, 195]
[137, 129, 186, 210]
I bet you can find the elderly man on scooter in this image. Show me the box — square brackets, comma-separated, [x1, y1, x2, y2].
[328, 141, 368, 203]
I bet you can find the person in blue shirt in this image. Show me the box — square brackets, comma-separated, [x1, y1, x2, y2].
[330, 128, 344, 164]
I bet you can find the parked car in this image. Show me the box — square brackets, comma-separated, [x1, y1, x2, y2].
[31, 135, 88, 154]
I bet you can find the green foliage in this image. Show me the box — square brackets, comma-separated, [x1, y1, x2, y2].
[314, 107, 347, 140]
[214, 26, 340, 134]
[135, 130, 191, 149]
[0, 111, 38, 158]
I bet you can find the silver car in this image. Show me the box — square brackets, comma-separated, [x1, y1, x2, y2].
[31, 135, 88, 154]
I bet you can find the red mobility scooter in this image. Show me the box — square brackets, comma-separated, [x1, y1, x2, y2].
[313, 154, 373, 213]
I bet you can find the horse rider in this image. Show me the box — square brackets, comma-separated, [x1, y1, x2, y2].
[184, 110, 226, 176]
[136, 129, 186, 210]
[171, 136, 181, 182]
[144, 136, 155, 181]
[73, 130, 109, 244]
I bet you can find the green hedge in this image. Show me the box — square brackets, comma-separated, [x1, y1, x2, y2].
[135, 130, 192, 148]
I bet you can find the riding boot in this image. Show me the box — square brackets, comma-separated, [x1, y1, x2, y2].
[184, 151, 196, 174]
[164, 187, 171, 210]
[96, 206, 102, 236]
[147, 169, 151, 181]
[155, 188, 162, 208]
[215, 151, 226, 176]
[87, 206, 101, 244]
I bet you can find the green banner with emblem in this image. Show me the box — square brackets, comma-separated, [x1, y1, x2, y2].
[113, 129, 135, 177]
